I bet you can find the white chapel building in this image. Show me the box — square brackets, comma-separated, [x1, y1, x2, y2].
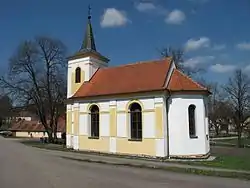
[66, 12, 211, 159]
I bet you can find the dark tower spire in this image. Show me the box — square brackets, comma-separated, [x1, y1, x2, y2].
[80, 5, 96, 51]
[69, 5, 109, 63]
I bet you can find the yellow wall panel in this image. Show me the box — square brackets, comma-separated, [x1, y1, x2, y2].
[110, 108, 117, 137]
[116, 138, 156, 156]
[155, 106, 163, 138]
[79, 136, 110, 152]
[66, 111, 72, 134]
[71, 70, 85, 95]
[74, 109, 79, 135]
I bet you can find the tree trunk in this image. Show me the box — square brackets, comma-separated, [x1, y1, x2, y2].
[215, 125, 220, 136]
[237, 127, 242, 148]
[237, 134, 242, 147]
[53, 127, 58, 143]
[47, 129, 54, 143]
[53, 115, 59, 143]
[226, 125, 229, 135]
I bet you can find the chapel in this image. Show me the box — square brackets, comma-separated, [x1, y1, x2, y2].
[66, 10, 210, 158]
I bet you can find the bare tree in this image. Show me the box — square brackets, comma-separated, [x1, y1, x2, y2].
[206, 82, 221, 135]
[199, 81, 231, 136]
[244, 119, 250, 138]
[224, 69, 250, 147]
[209, 100, 232, 136]
[52, 75, 66, 141]
[0, 36, 67, 142]
[0, 95, 12, 129]
[159, 46, 203, 77]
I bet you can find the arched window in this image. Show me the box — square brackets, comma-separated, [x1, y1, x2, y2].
[90, 105, 99, 138]
[188, 104, 196, 138]
[75, 67, 81, 83]
[129, 103, 142, 140]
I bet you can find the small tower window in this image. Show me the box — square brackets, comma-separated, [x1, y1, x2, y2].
[188, 104, 197, 138]
[75, 67, 81, 83]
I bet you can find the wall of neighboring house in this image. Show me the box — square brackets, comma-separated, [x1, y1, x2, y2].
[66, 94, 166, 157]
[13, 131, 62, 138]
[14, 109, 38, 121]
[16, 117, 32, 121]
[167, 94, 210, 158]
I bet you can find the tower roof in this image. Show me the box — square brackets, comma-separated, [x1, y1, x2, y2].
[68, 6, 109, 62]
[80, 6, 96, 52]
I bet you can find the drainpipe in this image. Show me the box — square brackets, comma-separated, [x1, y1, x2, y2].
[165, 91, 171, 159]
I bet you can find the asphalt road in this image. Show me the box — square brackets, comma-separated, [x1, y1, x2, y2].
[0, 137, 250, 188]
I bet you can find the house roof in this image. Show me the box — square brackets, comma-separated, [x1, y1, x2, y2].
[9, 117, 66, 132]
[71, 58, 209, 99]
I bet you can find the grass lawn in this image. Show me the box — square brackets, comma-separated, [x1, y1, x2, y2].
[218, 137, 250, 145]
[20, 139, 250, 171]
[178, 146, 250, 171]
[18, 139, 250, 180]
[181, 155, 250, 171]
[21, 139, 67, 150]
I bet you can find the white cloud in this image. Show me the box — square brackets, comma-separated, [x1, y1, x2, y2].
[135, 2, 156, 12]
[135, 1, 168, 15]
[236, 42, 250, 50]
[212, 44, 226, 51]
[100, 8, 129, 28]
[183, 56, 214, 68]
[165, 10, 186, 25]
[244, 65, 250, 72]
[184, 37, 210, 51]
[210, 64, 236, 73]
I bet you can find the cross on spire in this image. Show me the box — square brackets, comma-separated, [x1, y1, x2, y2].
[88, 5, 91, 19]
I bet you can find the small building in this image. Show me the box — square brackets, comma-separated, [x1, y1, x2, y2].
[66, 12, 211, 159]
[10, 105, 39, 122]
[10, 118, 65, 138]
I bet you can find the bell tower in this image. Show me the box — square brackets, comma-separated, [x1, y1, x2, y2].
[67, 6, 109, 98]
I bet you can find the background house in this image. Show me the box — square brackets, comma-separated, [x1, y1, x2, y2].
[9, 117, 65, 138]
[10, 105, 39, 122]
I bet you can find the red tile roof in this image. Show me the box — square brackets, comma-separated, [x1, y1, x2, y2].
[9, 117, 66, 132]
[168, 69, 208, 92]
[71, 59, 209, 99]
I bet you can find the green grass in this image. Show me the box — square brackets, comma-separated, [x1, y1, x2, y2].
[61, 156, 250, 180]
[20, 140, 250, 177]
[210, 133, 238, 138]
[21, 140, 69, 151]
[19, 139, 250, 180]
[218, 138, 250, 145]
[180, 155, 250, 171]
[20, 139, 250, 171]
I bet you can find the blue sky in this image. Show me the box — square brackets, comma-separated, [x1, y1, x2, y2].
[1, 0, 250, 84]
